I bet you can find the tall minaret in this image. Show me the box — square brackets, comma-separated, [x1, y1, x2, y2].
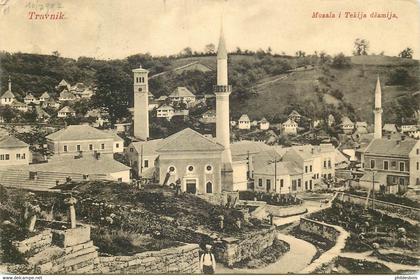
[8, 75, 11, 91]
[215, 24, 232, 166]
[133, 66, 149, 141]
[374, 76, 383, 139]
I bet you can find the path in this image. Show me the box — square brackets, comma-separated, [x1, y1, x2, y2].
[215, 233, 317, 274]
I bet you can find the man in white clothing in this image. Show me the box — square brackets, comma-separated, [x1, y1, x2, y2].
[200, 244, 216, 274]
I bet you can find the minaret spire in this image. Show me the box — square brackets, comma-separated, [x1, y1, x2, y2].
[8, 75, 11, 91]
[374, 75, 383, 139]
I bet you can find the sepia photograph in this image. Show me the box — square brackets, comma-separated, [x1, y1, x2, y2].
[0, 0, 419, 278]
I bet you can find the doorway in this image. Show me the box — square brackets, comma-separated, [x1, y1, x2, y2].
[186, 179, 197, 194]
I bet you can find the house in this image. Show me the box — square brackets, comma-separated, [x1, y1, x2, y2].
[46, 124, 123, 159]
[57, 106, 76, 118]
[341, 117, 354, 134]
[168, 87, 196, 106]
[400, 124, 417, 133]
[11, 100, 29, 112]
[361, 134, 420, 191]
[201, 110, 216, 124]
[79, 88, 94, 99]
[355, 122, 368, 134]
[56, 79, 71, 91]
[0, 135, 30, 167]
[288, 110, 302, 123]
[24, 93, 37, 104]
[126, 139, 163, 179]
[115, 122, 131, 133]
[238, 114, 251, 130]
[282, 119, 298, 135]
[327, 114, 335, 127]
[58, 90, 76, 102]
[85, 109, 109, 127]
[254, 161, 303, 194]
[156, 105, 175, 119]
[383, 123, 398, 135]
[251, 120, 258, 127]
[148, 99, 159, 111]
[42, 98, 60, 109]
[156, 96, 168, 104]
[39, 92, 50, 102]
[408, 129, 420, 140]
[259, 118, 270, 130]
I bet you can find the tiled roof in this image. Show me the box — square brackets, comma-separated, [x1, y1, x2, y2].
[365, 137, 418, 157]
[383, 123, 398, 132]
[231, 140, 272, 159]
[157, 128, 224, 153]
[238, 114, 250, 122]
[169, 87, 195, 98]
[156, 96, 168, 101]
[157, 105, 174, 111]
[11, 100, 27, 107]
[283, 119, 297, 126]
[58, 79, 70, 87]
[24, 93, 35, 99]
[341, 117, 354, 126]
[58, 106, 75, 113]
[0, 135, 29, 148]
[28, 157, 130, 174]
[46, 125, 114, 141]
[59, 90, 76, 99]
[288, 110, 301, 117]
[254, 160, 303, 176]
[1, 90, 15, 99]
[131, 139, 163, 156]
[40, 92, 50, 98]
[35, 106, 50, 118]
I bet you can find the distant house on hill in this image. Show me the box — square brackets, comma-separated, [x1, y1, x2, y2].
[11, 100, 29, 112]
[34, 106, 50, 121]
[383, 123, 398, 135]
[355, 121, 368, 134]
[327, 114, 335, 127]
[201, 110, 216, 124]
[59, 90, 76, 102]
[156, 105, 175, 119]
[288, 110, 302, 123]
[259, 118, 270, 130]
[42, 98, 60, 109]
[57, 106, 76, 118]
[282, 119, 298, 135]
[238, 114, 251, 130]
[24, 93, 37, 104]
[1, 78, 15, 106]
[39, 92, 50, 102]
[168, 87, 196, 106]
[56, 79, 71, 91]
[340, 117, 354, 134]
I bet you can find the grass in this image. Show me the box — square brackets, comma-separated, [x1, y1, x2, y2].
[336, 256, 393, 274]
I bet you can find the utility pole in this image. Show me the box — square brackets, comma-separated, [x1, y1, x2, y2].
[372, 171, 375, 211]
[140, 144, 144, 177]
[274, 156, 277, 193]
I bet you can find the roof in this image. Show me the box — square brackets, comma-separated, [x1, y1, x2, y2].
[28, 157, 130, 174]
[131, 139, 163, 156]
[58, 106, 75, 113]
[59, 90, 76, 99]
[341, 117, 354, 126]
[355, 122, 368, 127]
[169, 87, 195, 98]
[254, 161, 303, 176]
[283, 119, 297, 126]
[24, 93, 35, 99]
[260, 117, 268, 123]
[0, 135, 29, 148]
[58, 79, 70, 87]
[383, 123, 398, 132]
[238, 114, 250, 122]
[364, 137, 418, 157]
[35, 106, 50, 118]
[11, 100, 27, 107]
[157, 105, 174, 111]
[288, 110, 301, 118]
[46, 125, 115, 141]
[157, 128, 224, 153]
[71, 83, 87, 91]
[40, 92, 50, 98]
[103, 130, 124, 142]
[156, 96, 168, 101]
[231, 140, 272, 159]
[1, 90, 15, 99]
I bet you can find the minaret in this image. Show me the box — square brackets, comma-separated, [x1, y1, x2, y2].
[374, 76, 383, 139]
[8, 75, 11, 91]
[132, 65, 149, 141]
[215, 24, 232, 165]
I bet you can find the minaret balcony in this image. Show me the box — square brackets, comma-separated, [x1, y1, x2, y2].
[214, 85, 232, 92]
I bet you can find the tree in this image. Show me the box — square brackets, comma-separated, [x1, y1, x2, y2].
[398, 47, 413, 59]
[331, 53, 351, 68]
[353, 38, 369, 56]
[0, 106, 17, 123]
[204, 43, 215, 55]
[91, 64, 131, 125]
[180, 47, 193, 57]
[52, 51, 60, 57]
[295, 50, 306, 58]
[387, 68, 417, 87]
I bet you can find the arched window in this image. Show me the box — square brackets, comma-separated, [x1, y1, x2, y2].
[187, 165, 194, 172]
[206, 182, 213, 193]
[168, 166, 176, 174]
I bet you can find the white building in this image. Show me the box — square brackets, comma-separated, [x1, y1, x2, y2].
[1, 77, 15, 106]
[24, 93, 37, 104]
[259, 117, 270, 130]
[156, 105, 175, 119]
[57, 106, 76, 118]
[282, 119, 298, 135]
[0, 135, 30, 167]
[168, 87, 196, 106]
[238, 114, 251, 130]
[58, 90, 76, 102]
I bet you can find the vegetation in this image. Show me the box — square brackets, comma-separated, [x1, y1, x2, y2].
[239, 191, 302, 206]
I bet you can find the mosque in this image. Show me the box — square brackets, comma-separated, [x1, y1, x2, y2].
[129, 26, 247, 194]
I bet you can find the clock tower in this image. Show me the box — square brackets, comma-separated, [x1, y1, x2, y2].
[133, 65, 149, 141]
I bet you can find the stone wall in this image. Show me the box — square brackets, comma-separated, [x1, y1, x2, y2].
[265, 204, 307, 217]
[96, 243, 200, 274]
[337, 192, 420, 222]
[298, 217, 349, 274]
[197, 191, 239, 206]
[213, 225, 276, 267]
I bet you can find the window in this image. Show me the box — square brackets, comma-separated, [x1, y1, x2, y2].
[309, 180, 313, 189]
[101, 143, 105, 150]
[206, 182, 213, 193]
[258, 178, 263, 187]
[328, 160, 331, 168]
[280, 179, 284, 188]
[305, 181, 308, 190]
[130, 148, 134, 152]
[417, 162, 419, 170]
[417, 148, 419, 155]
[298, 179, 301, 187]
[168, 166, 176, 174]
[144, 160, 149, 168]
[305, 166, 308, 173]
[64, 145, 68, 152]
[187, 165, 194, 172]
[399, 162, 405, 172]
[0, 155, 4, 160]
[384, 161, 389, 170]
[5, 154, 9, 160]
[89, 144, 93, 151]
[323, 161, 327, 168]
[399, 177, 405, 185]
[310, 165, 313, 172]
[22, 153, 25, 159]
[292, 180, 297, 191]
[77, 145, 81, 151]
[370, 159, 375, 169]
[16, 153, 21, 160]
[205, 165, 213, 173]
[116, 143, 120, 148]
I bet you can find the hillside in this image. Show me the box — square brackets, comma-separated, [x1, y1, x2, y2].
[0, 52, 418, 125]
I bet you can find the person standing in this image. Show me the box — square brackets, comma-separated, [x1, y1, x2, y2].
[200, 244, 216, 274]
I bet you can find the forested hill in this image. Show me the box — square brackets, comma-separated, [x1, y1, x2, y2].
[0, 51, 419, 125]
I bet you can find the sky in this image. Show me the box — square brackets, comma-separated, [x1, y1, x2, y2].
[0, 0, 419, 59]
